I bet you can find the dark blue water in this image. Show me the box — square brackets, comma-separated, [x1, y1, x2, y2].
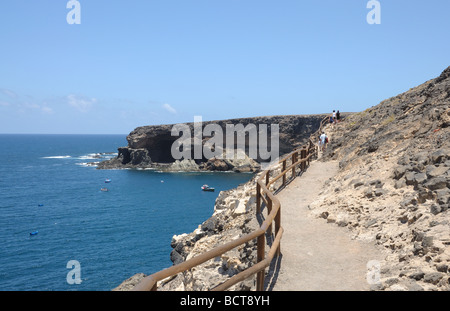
[0, 135, 253, 291]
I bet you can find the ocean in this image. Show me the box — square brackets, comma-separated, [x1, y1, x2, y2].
[0, 134, 254, 291]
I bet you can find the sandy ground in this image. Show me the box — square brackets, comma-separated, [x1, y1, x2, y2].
[268, 160, 383, 291]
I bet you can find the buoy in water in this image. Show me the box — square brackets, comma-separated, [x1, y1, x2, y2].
[38, 204, 44, 207]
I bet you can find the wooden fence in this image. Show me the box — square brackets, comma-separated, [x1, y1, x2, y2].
[133, 116, 329, 291]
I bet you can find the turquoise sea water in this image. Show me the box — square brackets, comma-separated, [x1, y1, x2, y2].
[0, 135, 253, 291]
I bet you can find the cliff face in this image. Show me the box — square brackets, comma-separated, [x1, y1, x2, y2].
[311, 66, 450, 290]
[113, 67, 450, 291]
[98, 115, 327, 172]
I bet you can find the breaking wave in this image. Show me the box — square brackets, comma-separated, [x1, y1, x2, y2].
[41, 155, 71, 159]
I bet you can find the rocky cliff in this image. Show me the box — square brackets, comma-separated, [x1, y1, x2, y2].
[98, 115, 327, 172]
[310, 66, 450, 290]
[114, 67, 450, 291]
[112, 115, 328, 291]
[114, 169, 279, 291]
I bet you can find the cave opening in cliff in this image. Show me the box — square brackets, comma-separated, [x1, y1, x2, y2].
[147, 138, 177, 163]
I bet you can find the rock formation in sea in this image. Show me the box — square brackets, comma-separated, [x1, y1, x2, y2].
[310, 66, 450, 291]
[98, 115, 327, 172]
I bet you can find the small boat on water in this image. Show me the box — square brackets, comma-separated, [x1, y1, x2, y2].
[201, 184, 215, 192]
[101, 188, 109, 192]
[30, 231, 39, 236]
[105, 179, 111, 183]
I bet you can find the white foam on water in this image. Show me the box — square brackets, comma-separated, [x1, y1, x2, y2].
[77, 153, 117, 160]
[42, 155, 72, 159]
[75, 162, 99, 167]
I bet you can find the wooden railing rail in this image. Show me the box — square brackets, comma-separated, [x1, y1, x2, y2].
[133, 116, 329, 292]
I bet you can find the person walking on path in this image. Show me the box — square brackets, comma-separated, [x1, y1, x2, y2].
[319, 132, 328, 152]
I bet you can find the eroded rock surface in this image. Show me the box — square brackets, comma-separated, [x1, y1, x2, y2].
[311, 66, 450, 291]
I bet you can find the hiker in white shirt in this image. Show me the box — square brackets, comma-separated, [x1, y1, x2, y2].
[319, 132, 328, 152]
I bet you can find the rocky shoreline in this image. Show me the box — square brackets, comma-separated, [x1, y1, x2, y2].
[113, 171, 262, 291]
[98, 114, 327, 172]
[115, 67, 449, 291]
[114, 157, 297, 291]
[112, 122, 325, 290]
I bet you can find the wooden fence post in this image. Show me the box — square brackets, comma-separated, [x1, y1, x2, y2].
[291, 152, 296, 178]
[301, 148, 306, 171]
[267, 197, 272, 236]
[275, 207, 281, 257]
[256, 234, 265, 291]
[256, 183, 261, 214]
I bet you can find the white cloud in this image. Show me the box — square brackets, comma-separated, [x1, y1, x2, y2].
[24, 102, 40, 109]
[0, 88, 18, 99]
[41, 106, 54, 114]
[162, 103, 177, 114]
[17, 101, 54, 114]
[67, 94, 97, 113]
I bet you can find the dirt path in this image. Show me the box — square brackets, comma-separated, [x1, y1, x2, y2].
[269, 160, 383, 291]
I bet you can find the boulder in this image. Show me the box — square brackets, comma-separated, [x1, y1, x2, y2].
[423, 272, 444, 285]
[426, 166, 449, 178]
[431, 149, 449, 164]
[204, 158, 230, 171]
[413, 172, 428, 185]
[393, 166, 406, 180]
[425, 177, 447, 190]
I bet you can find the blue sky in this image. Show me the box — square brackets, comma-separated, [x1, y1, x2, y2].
[0, 0, 449, 134]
